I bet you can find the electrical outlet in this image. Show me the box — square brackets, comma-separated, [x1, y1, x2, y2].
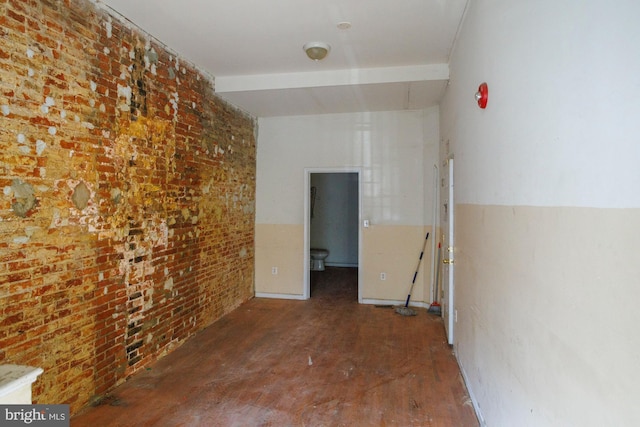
[380, 272, 386, 280]
[272, 267, 278, 275]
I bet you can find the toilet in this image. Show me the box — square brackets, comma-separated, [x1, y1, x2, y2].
[310, 248, 329, 271]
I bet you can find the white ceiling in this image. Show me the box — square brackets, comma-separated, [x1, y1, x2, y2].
[97, 0, 468, 117]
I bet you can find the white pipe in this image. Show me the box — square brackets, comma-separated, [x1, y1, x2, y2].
[429, 164, 439, 303]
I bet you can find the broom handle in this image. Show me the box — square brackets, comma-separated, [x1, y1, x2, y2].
[434, 242, 441, 303]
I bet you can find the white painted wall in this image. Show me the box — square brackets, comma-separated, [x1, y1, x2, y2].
[441, 0, 640, 425]
[257, 109, 439, 226]
[442, 0, 640, 209]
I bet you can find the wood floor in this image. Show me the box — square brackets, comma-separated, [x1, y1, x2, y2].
[72, 267, 479, 426]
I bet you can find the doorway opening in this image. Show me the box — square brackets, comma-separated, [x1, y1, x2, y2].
[304, 169, 361, 302]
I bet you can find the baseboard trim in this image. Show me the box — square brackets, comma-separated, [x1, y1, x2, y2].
[255, 292, 307, 301]
[254, 294, 433, 308]
[325, 262, 358, 268]
[361, 298, 431, 309]
[457, 356, 486, 426]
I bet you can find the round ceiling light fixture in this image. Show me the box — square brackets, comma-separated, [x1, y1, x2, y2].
[303, 42, 331, 61]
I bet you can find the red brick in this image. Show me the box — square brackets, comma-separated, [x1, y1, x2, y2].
[6, 8, 25, 24]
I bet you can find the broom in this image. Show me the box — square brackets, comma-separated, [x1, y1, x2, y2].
[428, 242, 442, 314]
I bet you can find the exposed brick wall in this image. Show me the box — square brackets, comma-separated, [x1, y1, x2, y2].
[0, 0, 256, 414]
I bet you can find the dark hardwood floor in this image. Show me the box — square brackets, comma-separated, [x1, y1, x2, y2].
[72, 267, 479, 426]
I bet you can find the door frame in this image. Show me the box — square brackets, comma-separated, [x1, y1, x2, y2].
[304, 167, 362, 302]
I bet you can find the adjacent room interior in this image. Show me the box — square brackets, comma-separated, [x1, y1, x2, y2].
[1, 0, 639, 425]
[308, 172, 359, 298]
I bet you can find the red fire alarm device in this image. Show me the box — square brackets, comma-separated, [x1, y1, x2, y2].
[475, 83, 488, 109]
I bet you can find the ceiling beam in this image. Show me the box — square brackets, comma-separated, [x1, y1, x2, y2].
[215, 64, 449, 93]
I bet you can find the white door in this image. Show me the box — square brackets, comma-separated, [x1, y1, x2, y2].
[441, 158, 455, 345]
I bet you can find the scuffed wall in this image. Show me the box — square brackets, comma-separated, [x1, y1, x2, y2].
[0, 0, 256, 414]
[440, 0, 640, 425]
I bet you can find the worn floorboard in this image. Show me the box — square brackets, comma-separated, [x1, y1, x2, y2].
[72, 267, 479, 426]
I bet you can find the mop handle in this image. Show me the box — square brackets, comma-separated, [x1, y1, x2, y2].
[405, 232, 430, 307]
[412, 232, 430, 284]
